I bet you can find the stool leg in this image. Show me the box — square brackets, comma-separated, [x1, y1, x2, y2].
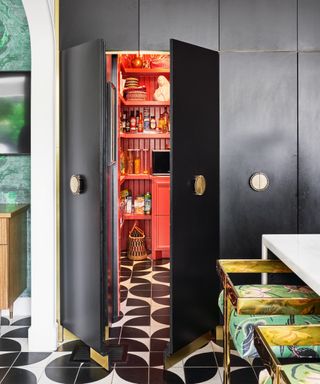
[9, 304, 13, 320]
[223, 288, 231, 384]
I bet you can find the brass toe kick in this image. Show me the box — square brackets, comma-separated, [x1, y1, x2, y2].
[90, 348, 109, 371]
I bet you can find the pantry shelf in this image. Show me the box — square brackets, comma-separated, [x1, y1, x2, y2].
[120, 133, 170, 139]
[119, 95, 170, 106]
[120, 64, 170, 76]
[123, 214, 152, 221]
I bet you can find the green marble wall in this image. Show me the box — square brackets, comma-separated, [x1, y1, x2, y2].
[0, 0, 31, 296]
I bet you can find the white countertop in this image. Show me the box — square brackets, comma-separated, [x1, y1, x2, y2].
[263, 234, 320, 295]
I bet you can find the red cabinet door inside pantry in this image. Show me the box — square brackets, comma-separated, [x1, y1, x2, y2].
[152, 176, 170, 259]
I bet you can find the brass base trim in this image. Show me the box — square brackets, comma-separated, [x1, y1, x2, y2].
[61, 327, 79, 342]
[90, 348, 109, 371]
[164, 331, 212, 370]
[216, 325, 223, 341]
[105, 326, 109, 341]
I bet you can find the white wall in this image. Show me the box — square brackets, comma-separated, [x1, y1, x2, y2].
[22, 0, 57, 351]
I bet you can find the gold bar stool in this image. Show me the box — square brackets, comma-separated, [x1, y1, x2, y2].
[217, 259, 320, 384]
[254, 324, 320, 384]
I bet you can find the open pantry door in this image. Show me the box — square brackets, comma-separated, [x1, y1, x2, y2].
[60, 39, 109, 356]
[166, 39, 220, 366]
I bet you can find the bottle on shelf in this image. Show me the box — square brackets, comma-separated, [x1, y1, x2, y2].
[150, 115, 157, 130]
[138, 112, 143, 132]
[144, 192, 152, 215]
[163, 107, 169, 132]
[125, 116, 130, 133]
[127, 150, 134, 174]
[120, 150, 126, 175]
[158, 113, 165, 132]
[134, 149, 141, 174]
[126, 196, 133, 214]
[130, 111, 136, 132]
[143, 107, 150, 130]
[135, 110, 140, 127]
[142, 149, 149, 174]
[121, 112, 127, 133]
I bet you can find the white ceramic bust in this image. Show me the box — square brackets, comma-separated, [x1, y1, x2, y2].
[153, 75, 170, 102]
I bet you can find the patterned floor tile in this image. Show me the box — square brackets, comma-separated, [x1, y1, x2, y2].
[184, 367, 220, 384]
[75, 366, 113, 383]
[40, 367, 79, 384]
[0, 258, 261, 384]
[0, 352, 19, 367]
[150, 367, 185, 383]
[113, 367, 149, 384]
[1, 367, 38, 384]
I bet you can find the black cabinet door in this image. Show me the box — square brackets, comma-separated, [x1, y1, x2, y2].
[299, 53, 320, 233]
[60, 40, 107, 352]
[220, 0, 297, 51]
[220, 52, 297, 275]
[140, 0, 218, 51]
[298, 0, 320, 50]
[60, 0, 139, 51]
[168, 40, 220, 359]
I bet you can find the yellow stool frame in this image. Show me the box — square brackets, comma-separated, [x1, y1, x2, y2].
[255, 324, 320, 384]
[217, 259, 320, 384]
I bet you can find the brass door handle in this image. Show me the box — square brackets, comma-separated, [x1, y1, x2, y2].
[194, 175, 206, 196]
[70, 174, 84, 195]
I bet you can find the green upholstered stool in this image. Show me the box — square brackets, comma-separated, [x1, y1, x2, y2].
[218, 286, 320, 359]
[259, 364, 320, 384]
[216, 260, 320, 384]
[255, 324, 320, 384]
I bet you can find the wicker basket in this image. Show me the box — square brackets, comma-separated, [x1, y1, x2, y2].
[127, 224, 148, 261]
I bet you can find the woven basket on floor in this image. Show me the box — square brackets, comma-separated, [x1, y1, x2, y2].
[127, 224, 148, 261]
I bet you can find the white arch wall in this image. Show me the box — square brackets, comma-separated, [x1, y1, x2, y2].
[22, 0, 57, 351]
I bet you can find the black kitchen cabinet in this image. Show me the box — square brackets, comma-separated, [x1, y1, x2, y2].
[298, 53, 320, 233]
[298, 0, 320, 50]
[60, 0, 139, 51]
[220, 52, 297, 275]
[140, 0, 218, 51]
[220, 0, 297, 51]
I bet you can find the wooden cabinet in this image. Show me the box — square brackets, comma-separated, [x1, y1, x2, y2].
[152, 177, 170, 259]
[0, 204, 29, 316]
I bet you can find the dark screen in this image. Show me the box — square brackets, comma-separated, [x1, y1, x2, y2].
[152, 150, 170, 174]
[0, 72, 31, 154]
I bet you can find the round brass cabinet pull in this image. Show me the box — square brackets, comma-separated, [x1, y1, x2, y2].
[70, 174, 84, 195]
[249, 172, 269, 192]
[194, 175, 206, 196]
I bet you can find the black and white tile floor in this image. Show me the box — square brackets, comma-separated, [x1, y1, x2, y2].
[0, 258, 265, 383]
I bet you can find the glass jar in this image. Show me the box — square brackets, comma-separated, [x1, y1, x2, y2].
[134, 149, 141, 174]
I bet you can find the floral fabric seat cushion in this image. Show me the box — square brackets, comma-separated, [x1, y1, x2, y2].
[218, 285, 320, 359]
[259, 364, 320, 384]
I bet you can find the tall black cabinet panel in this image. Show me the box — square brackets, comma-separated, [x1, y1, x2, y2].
[60, 0, 139, 51]
[140, 0, 218, 51]
[61, 40, 108, 352]
[220, 0, 297, 51]
[169, 40, 220, 357]
[298, 53, 320, 233]
[220, 53, 297, 267]
[298, 0, 320, 50]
